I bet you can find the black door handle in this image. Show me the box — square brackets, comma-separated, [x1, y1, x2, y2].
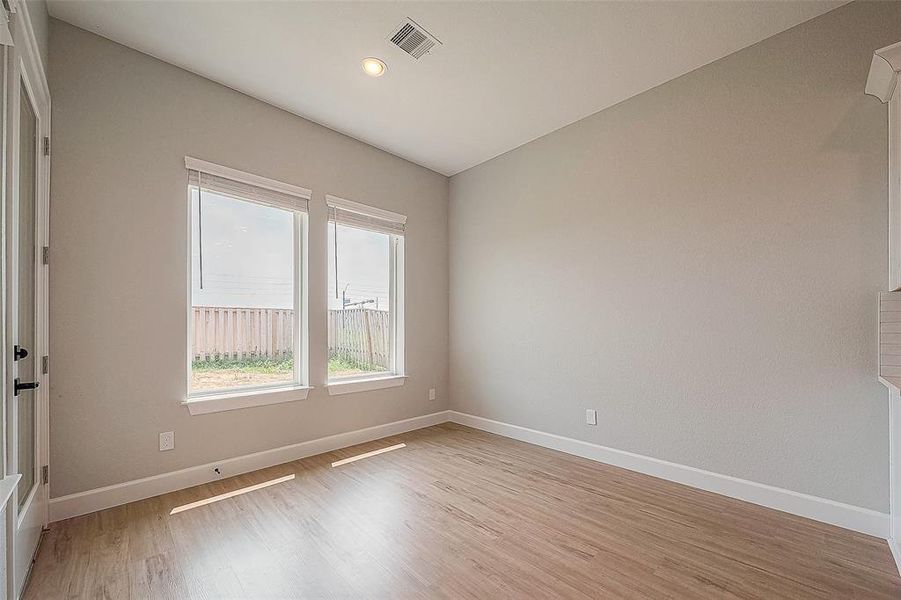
[14, 378, 39, 396]
[14, 345, 28, 361]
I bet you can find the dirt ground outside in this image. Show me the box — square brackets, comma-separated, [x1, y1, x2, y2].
[190, 358, 384, 392]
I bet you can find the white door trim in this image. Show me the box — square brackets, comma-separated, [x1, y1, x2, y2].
[3, 1, 50, 597]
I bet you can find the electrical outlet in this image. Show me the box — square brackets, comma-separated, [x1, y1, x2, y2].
[585, 409, 597, 426]
[429, 388, 437, 401]
[159, 431, 175, 451]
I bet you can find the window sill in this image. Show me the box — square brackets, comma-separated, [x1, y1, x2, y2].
[326, 375, 406, 396]
[183, 385, 312, 415]
[879, 376, 901, 394]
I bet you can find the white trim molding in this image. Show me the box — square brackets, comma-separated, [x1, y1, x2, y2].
[48, 409, 895, 550]
[49, 410, 450, 522]
[447, 411, 891, 539]
[183, 385, 312, 415]
[866, 41, 901, 103]
[10, 0, 49, 108]
[325, 194, 406, 225]
[870, 42, 901, 577]
[326, 375, 406, 396]
[185, 156, 312, 200]
[866, 41, 901, 291]
[0, 475, 22, 511]
[890, 538, 901, 577]
[886, 388, 901, 574]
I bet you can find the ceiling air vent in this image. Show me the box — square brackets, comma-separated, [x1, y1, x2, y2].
[388, 18, 441, 60]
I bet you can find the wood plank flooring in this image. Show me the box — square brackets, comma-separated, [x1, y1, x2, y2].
[24, 423, 901, 599]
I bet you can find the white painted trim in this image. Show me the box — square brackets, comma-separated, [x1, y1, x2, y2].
[325, 194, 407, 224]
[889, 538, 901, 577]
[296, 210, 309, 388]
[184, 156, 312, 200]
[447, 411, 891, 538]
[393, 235, 405, 376]
[890, 384, 901, 576]
[10, 0, 47, 110]
[5, 4, 52, 594]
[0, 474, 20, 510]
[185, 178, 310, 400]
[325, 213, 405, 383]
[890, 88, 901, 290]
[326, 375, 406, 396]
[183, 385, 312, 415]
[878, 375, 901, 394]
[866, 43, 901, 289]
[46, 408, 896, 547]
[48, 410, 450, 522]
[866, 41, 901, 103]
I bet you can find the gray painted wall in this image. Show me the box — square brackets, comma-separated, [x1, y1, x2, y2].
[48, 20, 449, 498]
[448, 0, 899, 512]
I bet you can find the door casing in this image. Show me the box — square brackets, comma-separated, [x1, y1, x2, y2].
[2, 2, 50, 598]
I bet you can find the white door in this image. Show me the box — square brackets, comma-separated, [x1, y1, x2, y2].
[5, 5, 50, 597]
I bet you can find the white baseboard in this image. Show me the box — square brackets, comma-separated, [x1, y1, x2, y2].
[889, 538, 901, 576]
[447, 411, 891, 539]
[49, 410, 451, 522]
[49, 408, 893, 544]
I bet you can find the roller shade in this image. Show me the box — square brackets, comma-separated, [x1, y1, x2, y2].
[186, 156, 310, 213]
[326, 195, 406, 236]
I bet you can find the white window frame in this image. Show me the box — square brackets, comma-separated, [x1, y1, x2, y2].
[867, 41, 901, 556]
[325, 195, 406, 395]
[182, 158, 311, 415]
[866, 41, 901, 290]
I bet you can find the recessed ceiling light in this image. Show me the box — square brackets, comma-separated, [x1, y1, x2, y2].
[362, 57, 387, 77]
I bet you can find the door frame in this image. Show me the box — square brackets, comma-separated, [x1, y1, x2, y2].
[2, 1, 50, 597]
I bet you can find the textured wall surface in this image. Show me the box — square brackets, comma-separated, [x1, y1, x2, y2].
[49, 20, 448, 497]
[449, 0, 899, 511]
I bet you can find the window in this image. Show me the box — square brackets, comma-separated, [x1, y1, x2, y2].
[185, 157, 310, 413]
[327, 195, 405, 393]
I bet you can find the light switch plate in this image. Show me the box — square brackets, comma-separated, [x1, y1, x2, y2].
[585, 409, 597, 426]
[429, 388, 437, 401]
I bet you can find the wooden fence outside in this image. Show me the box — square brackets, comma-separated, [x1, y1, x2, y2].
[192, 306, 390, 368]
[328, 308, 391, 369]
[192, 306, 294, 362]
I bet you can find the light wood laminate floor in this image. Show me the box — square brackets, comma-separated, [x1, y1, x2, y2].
[24, 423, 901, 599]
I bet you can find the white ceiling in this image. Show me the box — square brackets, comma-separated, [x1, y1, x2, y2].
[47, 1, 848, 176]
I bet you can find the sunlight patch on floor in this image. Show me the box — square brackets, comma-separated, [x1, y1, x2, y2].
[169, 474, 295, 515]
[331, 443, 406, 467]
